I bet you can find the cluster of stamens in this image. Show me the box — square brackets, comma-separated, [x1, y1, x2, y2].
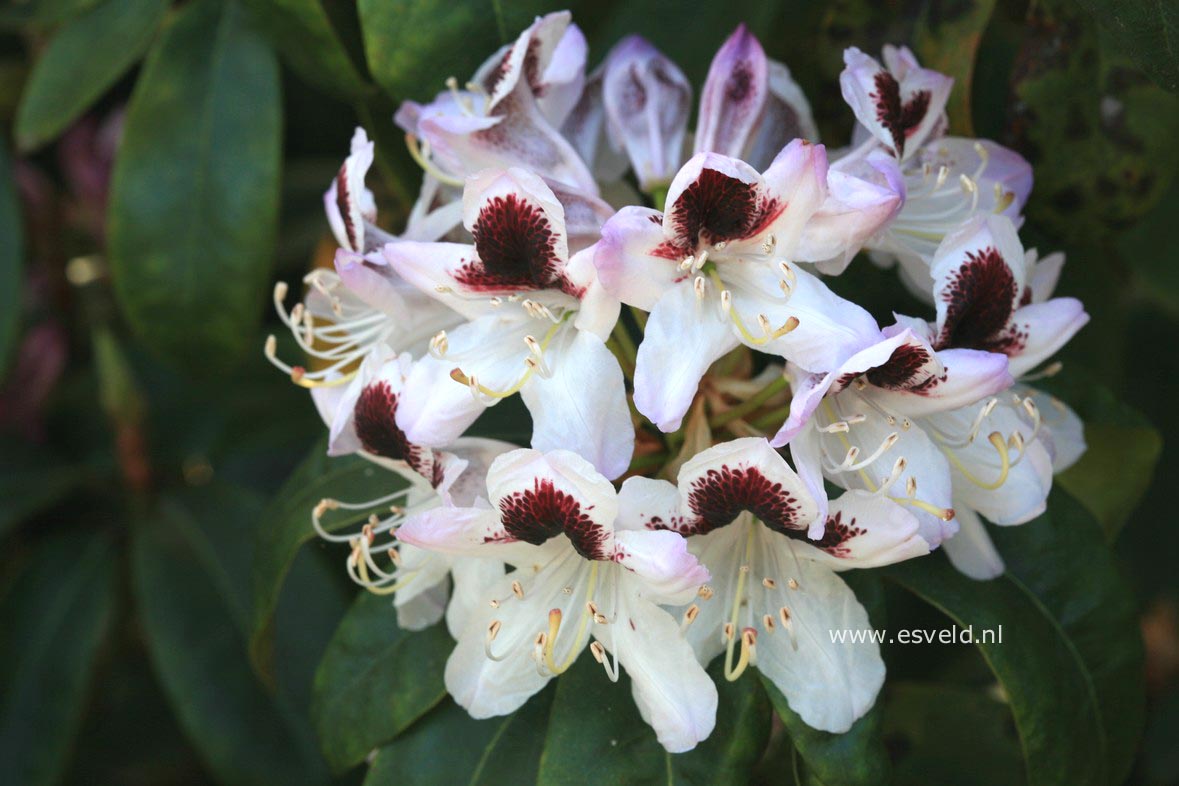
[312, 487, 422, 595]
[685, 236, 802, 346]
[265, 277, 391, 389]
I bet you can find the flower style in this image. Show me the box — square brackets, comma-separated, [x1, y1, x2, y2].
[619, 438, 927, 732]
[396, 448, 718, 752]
[383, 167, 634, 479]
[266, 128, 462, 387]
[595, 140, 884, 432]
[396, 11, 597, 195]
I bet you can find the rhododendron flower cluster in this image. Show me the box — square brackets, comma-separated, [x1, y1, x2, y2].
[267, 11, 1088, 752]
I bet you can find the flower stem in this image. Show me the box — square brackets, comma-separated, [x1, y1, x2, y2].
[710, 374, 789, 429]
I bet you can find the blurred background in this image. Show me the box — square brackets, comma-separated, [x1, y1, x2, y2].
[0, 0, 1175, 783]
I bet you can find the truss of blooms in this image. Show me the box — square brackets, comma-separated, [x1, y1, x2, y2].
[266, 11, 1089, 752]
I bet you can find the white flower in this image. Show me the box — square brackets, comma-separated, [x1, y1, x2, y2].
[383, 167, 634, 479]
[396, 11, 597, 195]
[397, 448, 718, 752]
[829, 45, 1035, 293]
[773, 326, 1015, 547]
[595, 141, 884, 431]
[618, 438, 927, 733]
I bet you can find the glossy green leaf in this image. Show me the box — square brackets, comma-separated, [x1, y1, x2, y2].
[913, 0, 996, 134]
[882, 682, 1024, 786]
[311, 593, 451, 773]
[761, 678, 889, 786]
[884, 489, 1143, 785]
[242, 0, 370, 99]
[991, 489, 1145, 784]
[0, 142, 20, 378]
[0, 532, 116, 786]
[250, 439, 405, 678]
[109, 0, 281, 370]
[131, 484, 329, 786]
[538, 655, 771, 785]
[14, 0, 169, 151]
[1077, 0, 1179, 92]
[1037, 375, 1162, 539]
[364, 688, 555, 786]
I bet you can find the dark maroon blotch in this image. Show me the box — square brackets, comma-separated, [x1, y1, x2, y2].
[669, 168, 783, 250]
[686, 465, 802, 535]
[870, 71, 932, 158]
[499, 478, 609, 560]
[936, 246, 1025, 355]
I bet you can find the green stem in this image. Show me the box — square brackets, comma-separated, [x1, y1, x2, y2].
[627, 451, 668, 473]
[749, 404, 792, 433]
[710, 374, 789, 429]
[610, 317, 638, 370]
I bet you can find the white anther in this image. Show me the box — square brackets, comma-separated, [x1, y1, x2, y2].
[694, 275, 706, 301]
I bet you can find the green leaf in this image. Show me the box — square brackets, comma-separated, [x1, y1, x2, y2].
[761, 677, 889, 786]
[882, 682, 1024, 786]
[131, 484, 330, 786]
[311, 594, 451, 773]
[364, 688, 555, 786]
[14, 0, 169, 151]
[1009, 0, 1179, 239]
[241, 0, 371, 99]
[1036, 375, 1162, 539]
[913, 0, 997, 135]
[0, 141, 20, 378]
[538, 655, 771, 785]
[0, 439, 89, 539]
[109, 0, 281, 370]
[357, 0, 549, 102]
[0, 531, 116, 786]
[883, 489, 1144, 785]
[1077, 0, 1179, 93]
[249, 440, 405, 678]
[0, 0, 101, 30]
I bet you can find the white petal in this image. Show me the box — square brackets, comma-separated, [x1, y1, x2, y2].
[520, 329, 635, 480]
[613, 529, 710, 605]
[753, 538, 884, 733]
[596, 577, 718, 753]
[942, 506, 1005, 580]
[634, 281, 738, 432]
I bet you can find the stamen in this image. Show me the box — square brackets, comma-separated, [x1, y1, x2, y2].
[512, 580, 525, 599]
[680, 604, 700, 633]
[762, 577, 777, 589]
[429, 331, 448, 359]
[404, 134, 464, 187]
[762, 613, 776, 631]
[485, 620, 508, 661]
[694, 275, 706, 301]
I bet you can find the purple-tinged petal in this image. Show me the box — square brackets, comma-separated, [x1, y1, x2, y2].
[695, 25, 768, 158]
[602, 36, 692, 189]
[743, 59, 818, 170]
[595, 205, 685, 310]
